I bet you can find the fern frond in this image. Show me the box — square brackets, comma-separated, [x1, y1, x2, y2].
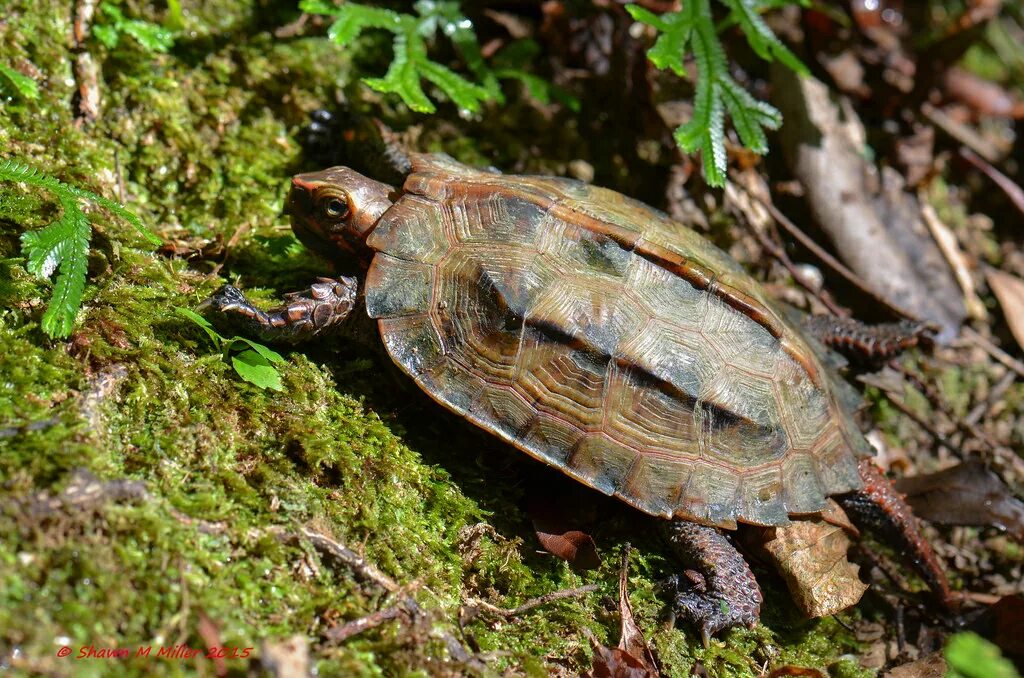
[2, 158, 160, 337]
[304, 2, 524, 114]
[626, 0, 806, 186]
[20, 198, 91, 337]
[0, 158, 160, 245]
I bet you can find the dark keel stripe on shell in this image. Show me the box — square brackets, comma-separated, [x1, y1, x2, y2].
[421, 176, 825, 390]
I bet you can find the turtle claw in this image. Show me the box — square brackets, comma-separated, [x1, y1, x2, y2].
[199, 284, 248, 313]
[663, 573, 757, 646]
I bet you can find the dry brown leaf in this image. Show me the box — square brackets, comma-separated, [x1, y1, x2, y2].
[533, 526, 600, 570]
[526, 476, 602, 569]
[584, 550, 660, 678]
[895, 462, 1024, 541]
[762, 518, 868, 618]
[617, 548, 658, 672]
[587, 644, 659, 678]
[920, 201, 987, 320]
[986, 269, 1024, 351]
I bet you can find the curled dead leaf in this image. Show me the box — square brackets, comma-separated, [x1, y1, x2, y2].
[760, 516, 868, 618]
[527, 483, 601, 569]
[617, 547, 658, 672]
[533, 527, 600, 570]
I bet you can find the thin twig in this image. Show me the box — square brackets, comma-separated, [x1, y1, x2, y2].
[959, 326, 1024, 379]
[296, 526, 399, 593]
[734, 178, 919, 321]
[921, 103, 1002, 163]
[877, 389, 966, 459]
[468, 584, 601, 619]
[748, 216, 848, 317]
[325, 605, 408, 643]
[959, 146, 1024, 218]
[964, 369, 1016, 427]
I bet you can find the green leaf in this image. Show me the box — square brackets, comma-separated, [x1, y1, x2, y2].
[364, 32, 436, 113]
[95, 2, 175, 53]
[305, 1, 557, 115]
[231, 348, 284, 391]
[317, 3, 404, 45]
[415, 0, 501, 100]
[175, 306, 224, 346]
[0, 63, 39, 100]
[231, 337, 285, 365]
[721, 0, 808, 75]
[165, 0, 185, 31]
[945, 632, 1019, 678]
[627, 3, 698, 76]
[121, 20, 174, 53]
[418, 60, 491, 112]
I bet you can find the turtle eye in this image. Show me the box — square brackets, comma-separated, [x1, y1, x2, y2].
[321, 196, 349, 220]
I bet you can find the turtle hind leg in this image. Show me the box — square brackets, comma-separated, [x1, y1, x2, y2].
[802, 315, 933, 366]
[200, 277, 359, 345]
[663, 520, 762, 646]
[837, 460, 955, 609]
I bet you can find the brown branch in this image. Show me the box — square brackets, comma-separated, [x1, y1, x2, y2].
[324, 605, 408, 643]
[959, 147, 1024, 218]
[467, 584, 601, 619]
[296, 526, 399, 593]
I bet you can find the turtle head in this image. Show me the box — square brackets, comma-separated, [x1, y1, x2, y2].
[288, 167, 394, 264]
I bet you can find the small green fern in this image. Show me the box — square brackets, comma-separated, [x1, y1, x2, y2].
[300, 0, 576, 114]
[627, 0, 809, 186]
[300, 0, 491, 113]
[0, 159, 161, 338]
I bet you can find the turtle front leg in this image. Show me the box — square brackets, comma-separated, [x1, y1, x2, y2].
[663, 520, 762, 646]
[837, 460, 955, 608]
[200, 276, 359, 345]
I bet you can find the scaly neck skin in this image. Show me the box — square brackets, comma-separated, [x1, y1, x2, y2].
[288, 167, 394, 269]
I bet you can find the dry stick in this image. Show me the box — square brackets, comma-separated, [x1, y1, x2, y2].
[737, 181, 920, 321]
[964, 369, 1017, 427]
[889, 361, 1012, 465]
[297, 526, 399, 593]
[745, 213, 848, 317]
[469, 584, 601, 619]
[921, 103, 1003, 163]
[324, 605, 407, 643]
[880, 391, 967, 460]
[959, 326, 1024, 380]
[294, 527, 479, 663]
[959, 146, 1024, 218]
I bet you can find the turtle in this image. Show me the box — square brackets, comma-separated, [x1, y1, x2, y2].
[202, 152, 953, 641]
